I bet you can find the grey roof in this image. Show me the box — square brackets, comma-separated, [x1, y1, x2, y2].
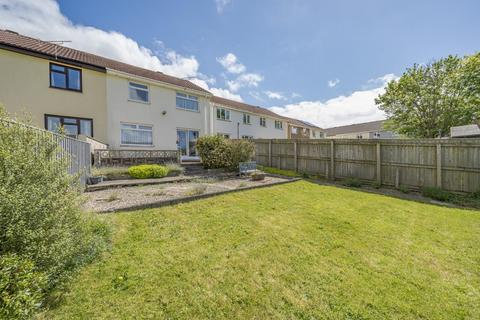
[325, 120, 386, 136]
[450, 124, 480, 137]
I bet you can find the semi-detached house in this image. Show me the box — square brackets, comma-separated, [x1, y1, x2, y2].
[0, 29, 323, 160]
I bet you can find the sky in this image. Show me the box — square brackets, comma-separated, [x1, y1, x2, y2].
[0, 0, 478, 128]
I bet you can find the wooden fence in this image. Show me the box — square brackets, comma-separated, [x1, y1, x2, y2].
[0, 118, 91, 187]
[254, 139, 480, 193]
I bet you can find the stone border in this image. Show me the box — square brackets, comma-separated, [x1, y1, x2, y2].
[98, 176, 301, 213]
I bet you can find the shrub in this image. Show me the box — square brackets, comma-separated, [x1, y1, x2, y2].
[0, 106, 109, 316]
[196, 135, 231, 169]
[372, 181, 382, 189]
[91, 166, 129, 180]
[165, 162, 185, 176]
[128, 164, 169, 179]
[422, 187, 453, 202]
[343, 178, 362, 188]
[196, 135, 255, 171]
[0, 254, 47, 319]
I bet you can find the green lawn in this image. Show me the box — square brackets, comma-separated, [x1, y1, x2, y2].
[43, 181, 480, 319]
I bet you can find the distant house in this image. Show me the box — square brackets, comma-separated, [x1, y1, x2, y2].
[325, 120, 397, 139]
[285, 118, 324, 139]
[450, 124, 480, 138]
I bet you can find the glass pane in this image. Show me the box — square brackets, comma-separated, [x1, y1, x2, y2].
[188, 130, 199, 156]
[67, 69, 81, 90]
[51, 71, 66, 88]
[138, 125, 152, 130]
[63, 117, 77, 124]
[177, 130, 187, 156]
[63, 124, 78, 136]
[129, 82, 148, 90]
[216, 109, 221, 119]
[121, 128, 152, 145]
[129, 87, 148, 102]
[51, 64, 65, 72]
[46, 116, 61, 132]
[80, 120, 92, 136]
[188, 95, 198, 100]
[176, 92, 187, 98]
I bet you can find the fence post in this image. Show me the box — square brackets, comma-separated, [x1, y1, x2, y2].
[376, 143, 381, 184]
[436, 143, 442, 188]
[294, 140, 298, 172]
[268, 140, 272, 167]
[330, 140, 335, 180]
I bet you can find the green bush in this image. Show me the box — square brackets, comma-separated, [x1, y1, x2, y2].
[343, 178, 362, 188]
[0, 106, 109, 317]
[0, 255, 47, 319]
[128, 164, 169, 179]
[196, 135, 255, 171]
[422, 187, 453, 202]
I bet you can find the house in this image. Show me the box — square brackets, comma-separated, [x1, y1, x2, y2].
[325, 120, 397, 139]
[211, 96, 287, 139]
[450, 124, 480, 138]
[0, 29, 324, 161]
[286, 118, 324, 139]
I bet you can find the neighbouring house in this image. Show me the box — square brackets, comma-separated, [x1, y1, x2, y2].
[286, 118, 324, 139]
[325, 120, 397, 139]
[211, 96, 288, 140]
[0, 29, 324, 161]
[450, 124, 480, 138]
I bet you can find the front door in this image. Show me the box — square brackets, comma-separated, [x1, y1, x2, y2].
[176, 129, 199, 160]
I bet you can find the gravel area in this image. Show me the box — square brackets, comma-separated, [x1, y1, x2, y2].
[83, 176, 289, 212]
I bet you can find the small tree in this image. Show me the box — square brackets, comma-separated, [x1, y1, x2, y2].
[375, 53, 480, 138]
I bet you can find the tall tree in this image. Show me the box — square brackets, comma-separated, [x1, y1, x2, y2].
[375, 53, 480, 138]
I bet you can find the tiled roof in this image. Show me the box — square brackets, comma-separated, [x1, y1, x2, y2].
[0, 29, 210, 94]
[325, 120, 386, 136]
[211, 96, 322, 129]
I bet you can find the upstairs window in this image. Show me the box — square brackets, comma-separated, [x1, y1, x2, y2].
[242, 135, 253, 140]
[129, 82, 149, 103]
[50, 63, 82, 92]
[275, 120, 283, 129]
[176, 93, 199, 111]
[260, 117, 267, 127]
[216, 107, 231, 121]
[218, 133, 230, 139]
[243, 113, 251, 125]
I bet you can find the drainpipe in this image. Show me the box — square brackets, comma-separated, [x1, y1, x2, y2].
[237, 122, 240, 139]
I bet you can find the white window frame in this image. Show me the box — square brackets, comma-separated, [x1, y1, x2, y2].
[128, 82, 149, 103]
[241, 135, 253, 140]
[120, 122, 153, 146]
[218, 133, 230, 139]
[216, 107, 231, 121]
[176, 92, 199, 112]
[260, 117, 267, 127]
[243, 113, 251, 125]
[275, 120, 283, 130]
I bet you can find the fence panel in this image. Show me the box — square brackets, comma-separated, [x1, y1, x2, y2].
[254, 138, 480, 193]
[1, 119, 91, 187]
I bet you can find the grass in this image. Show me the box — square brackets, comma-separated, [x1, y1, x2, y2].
[257, 165, 302, 177]
[42, 181, 480, 319]
[105, 192, 120, 202]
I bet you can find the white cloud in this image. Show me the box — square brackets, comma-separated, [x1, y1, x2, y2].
[210, 88, 243, 102]
[291, 92, 302, 99]
[227, 73, 263, 92]
[215, 0, 231, 13]
[264, 91, 287, 100]
[0, 0, 199, 78]
[216, 53, 246, 74]
[327, 79, 340, 88]
[269, 74, 396, 128]
[249, 91, 265, 102]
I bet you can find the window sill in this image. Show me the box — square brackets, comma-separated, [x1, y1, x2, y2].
[176, 107, 200, 113]
[128, 99, 151, 105]
[49, 86, 82, 93]
[216, 118, 232, 122]
[120, 144, 155, 148]
[243, 123, 252, 125]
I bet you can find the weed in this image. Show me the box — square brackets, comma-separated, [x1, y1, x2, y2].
[343, 178, 362, 188]
[106, 192, 120, 202]
[186, 185, 207, 196]
[398, 185, 410, 193]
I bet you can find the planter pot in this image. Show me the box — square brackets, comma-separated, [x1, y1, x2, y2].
[87, 176, 104, 185]
[251, 173, 266, 181]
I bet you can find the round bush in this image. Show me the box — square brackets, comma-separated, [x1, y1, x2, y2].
[128, 164, 169, 179]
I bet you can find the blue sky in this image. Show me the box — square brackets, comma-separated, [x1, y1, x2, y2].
[1, 0, 479, 127]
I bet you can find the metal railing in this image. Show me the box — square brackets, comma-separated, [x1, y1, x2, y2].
[0, 118, 91, 187]
[94, 149, 180, 166]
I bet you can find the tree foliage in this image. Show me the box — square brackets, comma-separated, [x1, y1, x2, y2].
[376, 53, 480, 138]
